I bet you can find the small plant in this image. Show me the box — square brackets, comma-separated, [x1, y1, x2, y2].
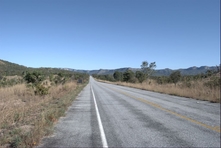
[10, 135, 22, 148]
[13, 113, 21, 123]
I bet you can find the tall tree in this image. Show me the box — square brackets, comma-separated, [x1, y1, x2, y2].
[113, 71, 122, 81]
[141, 61, 156, 80]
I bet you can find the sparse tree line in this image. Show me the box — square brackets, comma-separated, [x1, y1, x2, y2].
[0, 69, 89, 95]
[153, 68, 220, 89]
[93, 61, 220, 89]
[92, 61, 157, 83]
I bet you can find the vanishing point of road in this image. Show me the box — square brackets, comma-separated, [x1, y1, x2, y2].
[38, 76, 220, 147]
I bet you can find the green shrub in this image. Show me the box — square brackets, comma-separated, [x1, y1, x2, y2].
[170, 71, 181, 86]
[135, 71, 145, 83]
[10, 135, 22, 148]
[123, 70, 134, 82]
[34, 85, 49, 96]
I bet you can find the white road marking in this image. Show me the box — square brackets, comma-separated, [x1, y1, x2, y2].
[91, 84, 108, 148]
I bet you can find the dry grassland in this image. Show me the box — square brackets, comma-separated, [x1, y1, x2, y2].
[0, 82, 87, 147]
[98, 79, 220, 103]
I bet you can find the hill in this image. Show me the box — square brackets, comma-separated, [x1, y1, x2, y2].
[0, 59, 88, 78]
[0, 59, 218, 76]
[68, 66, 218, 76]
[0, 59, 27, 76]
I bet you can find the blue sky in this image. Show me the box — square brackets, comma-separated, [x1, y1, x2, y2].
[0, 0, 220, 70]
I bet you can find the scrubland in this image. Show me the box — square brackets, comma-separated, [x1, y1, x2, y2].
[97, 77, 220, 103]
[0, 74, 88, 147]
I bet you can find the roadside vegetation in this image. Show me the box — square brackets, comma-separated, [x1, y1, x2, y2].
[93, 61, 220, 103]
[0, 60, 89, 147]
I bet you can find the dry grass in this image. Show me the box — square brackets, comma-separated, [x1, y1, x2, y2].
[4, 76, 23, 80]
[0, 81, 87, 147]
[98, 79, 220, 103]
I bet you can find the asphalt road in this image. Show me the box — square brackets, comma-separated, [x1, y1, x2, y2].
[38, 76, 220, 147]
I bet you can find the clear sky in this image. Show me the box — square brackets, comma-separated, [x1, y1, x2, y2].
[0, 0, 220, 70]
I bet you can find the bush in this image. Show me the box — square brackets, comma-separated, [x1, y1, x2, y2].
[24, 72, 44, 84]
[170, 71, 181, 86]
[129, 77, 137, 83]
[113, 71, 123, 81]
[156, 77, 163, 85]
[135, 71, 145, 83]
[204, 77, 221, 89]
[123, 70, 134, 82]
[34, 84, 49, 96]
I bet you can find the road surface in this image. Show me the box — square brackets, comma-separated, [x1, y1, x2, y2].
[38, 77, 220, 147]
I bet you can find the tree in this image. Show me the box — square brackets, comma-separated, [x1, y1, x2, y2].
[123, 70, 134, 82]
[206, 70, 213, 77]
[135, 71, 145, 83]
[170, 71, 181, 86]
[141, 61, 156, 81]
[24, 72, 38, 83]
[156, 76, 163, 85]
[113, 71, 122, 81]
[104, 75, 115, 82]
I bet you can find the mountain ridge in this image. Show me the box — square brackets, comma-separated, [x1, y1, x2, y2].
[67, 66, 218, 76]
[0, 59, 218, 76]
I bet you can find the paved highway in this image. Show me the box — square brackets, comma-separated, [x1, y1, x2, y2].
[38, 76, 220, 147]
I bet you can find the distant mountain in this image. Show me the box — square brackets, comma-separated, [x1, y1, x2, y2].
[154, 66, 219, 76]
[175, 66, 217, 76]
[67, 66, 218, 76]
[0, 59, 218, 77]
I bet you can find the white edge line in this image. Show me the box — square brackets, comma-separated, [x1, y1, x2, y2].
[91, 85, 108, 148]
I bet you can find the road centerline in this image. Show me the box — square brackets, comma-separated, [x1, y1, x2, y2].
[106, 85, 220, 133]
[91, 84, 108, 148]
